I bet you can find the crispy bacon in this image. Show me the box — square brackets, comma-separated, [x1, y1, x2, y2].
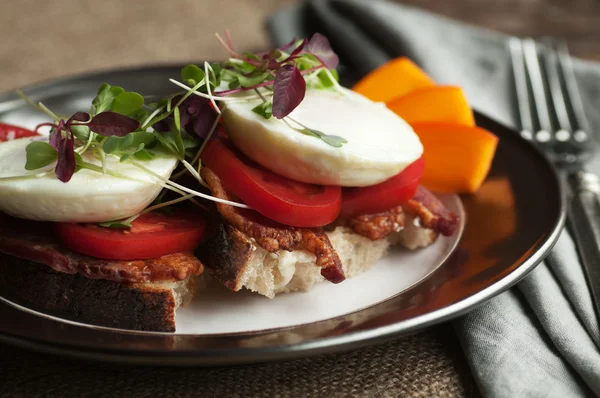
[346, 206, 406, 241]
[201, 168, 345, 283]
[404, 186, 459, 236]
[0, 215, 203, 283]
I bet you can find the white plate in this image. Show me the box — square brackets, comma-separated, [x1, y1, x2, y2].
[176, 194, 463, 334]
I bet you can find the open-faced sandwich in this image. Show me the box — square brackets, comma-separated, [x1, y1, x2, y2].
[0, 33, 498, 331]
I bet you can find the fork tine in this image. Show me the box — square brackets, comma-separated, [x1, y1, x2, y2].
[543, 41, 573, 135]
[509, 38, 535, 139]
[556, 40, 591, 140]
[522, 38, 554, 138]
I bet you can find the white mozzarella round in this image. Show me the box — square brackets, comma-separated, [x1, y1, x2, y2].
[221, 87, 423, 187]
[0, 137, 178, 222]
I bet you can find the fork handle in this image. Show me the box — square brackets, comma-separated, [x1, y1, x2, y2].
[568, 171, 600, 315]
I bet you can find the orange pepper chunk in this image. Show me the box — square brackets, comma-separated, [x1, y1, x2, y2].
[386, 86, 475, 127]
[411, 122, 499, 193]
[353, 57, 435, 102]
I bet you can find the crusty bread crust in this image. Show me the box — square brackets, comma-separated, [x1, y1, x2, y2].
[199, 215, 437, 298]
[0, 253, 196, 332]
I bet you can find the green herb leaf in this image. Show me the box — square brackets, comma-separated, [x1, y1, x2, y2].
[128, 107, 150, 124]
[102, 132, 156, 154]
[133, 149, 155, 161]
[330, 69, 339, 82]
[174, 106, 181, 132]
[295, 54, 320, 71]
[102, 136, 121, 154]
[300, 128, 347, 148]
[155, 133, 178, 156]
[238, 72, 270, 88]
[166, 128, 185, 158]
[244, 52, 260, 61]
[92, 84, 113, 114]
[70, 125, 91, 141]
[25, 142, 57, 170]
[319, 134, 347, 148]
[74, 152, 84, 173]
[210, 63, 223, 86]
[317, 70, 336, 88]
[181, 64, 206, 87]
[299, 127, 320, 139]
[252, 101, 273, 119]
[98, 214, 139, 229]
[112, 92, 144, 116]
[92, 84, 125, 114]
[180, 130, 200, 150]
[229, 60, 256, 75]
[228, 79, 241, 90]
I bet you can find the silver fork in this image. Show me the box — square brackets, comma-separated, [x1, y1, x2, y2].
[510, 37, 600, 317]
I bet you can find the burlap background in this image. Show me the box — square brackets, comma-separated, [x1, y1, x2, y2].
[0, 0, 480, 396]
[0, 325, 477, 397]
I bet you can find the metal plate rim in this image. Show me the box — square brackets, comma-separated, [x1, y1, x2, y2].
[0, 65, 566, 365]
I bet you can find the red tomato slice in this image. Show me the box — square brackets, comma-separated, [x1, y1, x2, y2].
[55, 210, 206, 260]
[201, 138, 342, 227]
[0, 123, 38, 142]
[340, 156, 425, 218]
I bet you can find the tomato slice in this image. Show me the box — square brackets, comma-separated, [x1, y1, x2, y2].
[201, 138, 342, 227]
[340, 156, 425, 218]
[55, 210, 206, 260]
[0, 123, 38, 142]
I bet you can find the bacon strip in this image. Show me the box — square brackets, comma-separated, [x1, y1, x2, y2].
[0, 215, 203, 283]
[201, 168, 345, 283]
[404, 186, 459, 236]
[346, 206, 406, 241]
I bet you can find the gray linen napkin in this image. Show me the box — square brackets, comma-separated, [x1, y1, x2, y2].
[267, 1, 600, 396]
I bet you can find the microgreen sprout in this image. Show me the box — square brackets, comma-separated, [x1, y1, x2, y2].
[171, 31, 345, 148]
[12, 30, 343, 228]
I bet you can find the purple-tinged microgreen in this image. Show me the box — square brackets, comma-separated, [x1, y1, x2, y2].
[272, 64, 306, 119]
[68, 112, 92, 141]
[55, 124, 76, 182]
[305, 33, 339, 69]
[86, 112, 140, 137]
[278, 37, 298, 52]
[172, 32, 345, 147]
[48, 120, 65, 150]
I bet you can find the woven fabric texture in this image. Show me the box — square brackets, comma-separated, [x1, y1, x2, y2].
[0, 325, 476, 398]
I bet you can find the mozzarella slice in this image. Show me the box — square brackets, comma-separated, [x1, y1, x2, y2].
[0, 137, 178, 222]
[221, 87, 423, 187]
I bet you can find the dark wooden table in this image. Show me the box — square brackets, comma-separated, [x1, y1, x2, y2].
[402, 0, 600, 60]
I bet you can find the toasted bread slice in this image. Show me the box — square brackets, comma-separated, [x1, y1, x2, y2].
[0, 253, 197, 332]
[199, 215, 436, 298]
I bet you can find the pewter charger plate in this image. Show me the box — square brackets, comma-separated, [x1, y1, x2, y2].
[0, 65, 564, 365]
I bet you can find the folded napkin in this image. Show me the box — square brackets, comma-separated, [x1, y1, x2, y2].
[267, 1, 600, 396]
